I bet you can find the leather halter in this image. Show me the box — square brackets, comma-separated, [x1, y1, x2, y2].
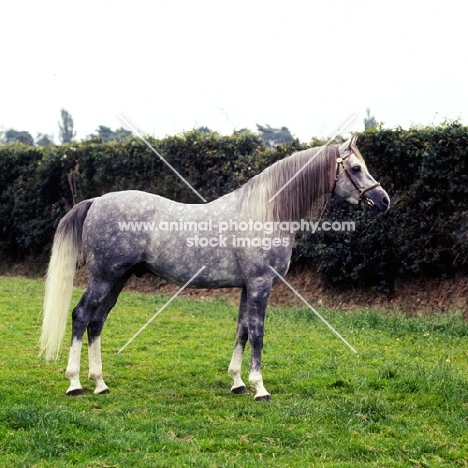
[332, 145, 380, 208]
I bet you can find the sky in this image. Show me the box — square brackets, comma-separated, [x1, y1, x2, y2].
[1, 0, 467, 143]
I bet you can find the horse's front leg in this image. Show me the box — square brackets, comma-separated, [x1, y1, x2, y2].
[228, 287, 249, 394]
[247, 278, 273, 401]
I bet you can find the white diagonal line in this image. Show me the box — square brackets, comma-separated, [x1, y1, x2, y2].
[117, 266, 207, 354]
[268, 115, 356, 203]
[268, 266, 357, 353]
[118, 114, 207, 203]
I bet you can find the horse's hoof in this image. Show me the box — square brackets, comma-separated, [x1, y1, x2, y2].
[66, 388, 84, 396]
[255, 394, 271, 402]
[231, 385, 249, 395]
[96, 388, 110, 395]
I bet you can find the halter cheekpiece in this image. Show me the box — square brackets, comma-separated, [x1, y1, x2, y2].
[332, 146, 380, 208]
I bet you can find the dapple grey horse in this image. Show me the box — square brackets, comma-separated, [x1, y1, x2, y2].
[40, 135, 389, 400]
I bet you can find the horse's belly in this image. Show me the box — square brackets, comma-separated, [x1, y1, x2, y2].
[145, 259, 245, 289]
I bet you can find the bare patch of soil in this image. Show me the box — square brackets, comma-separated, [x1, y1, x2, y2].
[72, 265, 468, 316]
[5, 260, 466, 316]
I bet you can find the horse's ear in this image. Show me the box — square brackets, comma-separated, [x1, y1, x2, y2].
[338, 133, 359, 154]
[338, 137, 352, 154]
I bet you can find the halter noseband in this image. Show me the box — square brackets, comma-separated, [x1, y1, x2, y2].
[332, 146, 380, 208]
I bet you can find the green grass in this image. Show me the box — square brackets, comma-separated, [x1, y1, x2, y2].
[1, 276, 468, 467]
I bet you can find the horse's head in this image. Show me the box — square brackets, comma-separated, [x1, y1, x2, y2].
[333, 134, 390, 215]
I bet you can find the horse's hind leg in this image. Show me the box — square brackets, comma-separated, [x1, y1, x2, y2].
[228, 287, 249, 394]
[87, 273, 131, 394]
[65, 275, 127, 395]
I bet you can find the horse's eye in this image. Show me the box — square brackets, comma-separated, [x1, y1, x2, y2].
[351, 165, 361, 174]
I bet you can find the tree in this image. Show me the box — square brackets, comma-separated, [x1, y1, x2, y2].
[58, 109, 75, 143]
[95, 125, 113, 142]
[92, 126, 132, 142]
[256, 124, 294, 148]
[36, 133, 54, 146]
[2, 129, 34, 145]
[113, 127, 132, 142]
[364, 109, 377, 130]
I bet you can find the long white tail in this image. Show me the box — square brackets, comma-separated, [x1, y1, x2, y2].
[40, 200, 93, 361]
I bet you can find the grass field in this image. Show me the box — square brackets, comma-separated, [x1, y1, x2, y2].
[1, 276, 468, 467]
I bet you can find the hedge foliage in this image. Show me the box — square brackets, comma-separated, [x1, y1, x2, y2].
[0, 124, 467, 290]
[296, 123, 468, 291]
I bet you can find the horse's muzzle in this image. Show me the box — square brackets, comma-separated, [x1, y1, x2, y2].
[364, 187, 390, 215]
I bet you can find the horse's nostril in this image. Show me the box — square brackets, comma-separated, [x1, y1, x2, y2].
[382, 196, 390, 206]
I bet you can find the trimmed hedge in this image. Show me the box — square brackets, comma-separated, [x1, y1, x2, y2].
[294, 123, 468, 291]
[0, 124, 467, 290]
[0, 131, 277, 261]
